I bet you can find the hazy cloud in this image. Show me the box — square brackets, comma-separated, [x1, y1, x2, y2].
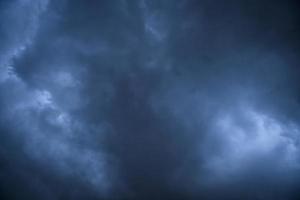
[1, 0, 300, 199]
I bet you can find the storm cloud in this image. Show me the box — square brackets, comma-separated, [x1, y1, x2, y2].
[1, 0, 300, 199]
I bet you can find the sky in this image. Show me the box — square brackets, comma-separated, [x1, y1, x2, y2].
[0, 0, 300, 199]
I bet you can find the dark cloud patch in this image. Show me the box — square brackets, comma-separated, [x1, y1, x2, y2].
[1, 0, 300, 199]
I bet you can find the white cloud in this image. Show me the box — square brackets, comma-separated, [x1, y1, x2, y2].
[204, 105, 300, 179]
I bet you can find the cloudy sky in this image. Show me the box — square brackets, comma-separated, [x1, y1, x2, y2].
[0, 0, 300, 199]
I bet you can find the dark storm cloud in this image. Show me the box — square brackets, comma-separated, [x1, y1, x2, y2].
[0, 0, 115, 199]
[1, 0, 300, 199]
[149, 1, 300, 199]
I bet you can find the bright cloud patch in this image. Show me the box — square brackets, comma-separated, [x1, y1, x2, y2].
[204, 105, 300, 180]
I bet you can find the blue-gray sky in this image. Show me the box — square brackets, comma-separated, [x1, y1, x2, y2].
[1, 0, 300, 199]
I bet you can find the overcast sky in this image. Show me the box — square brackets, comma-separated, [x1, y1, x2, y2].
[1, 0, 300, 199]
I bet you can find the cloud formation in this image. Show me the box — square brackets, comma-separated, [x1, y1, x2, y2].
[1, 0, 300, 199]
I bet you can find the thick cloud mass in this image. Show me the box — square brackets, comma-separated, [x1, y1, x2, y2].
[1, 0, 300, 199]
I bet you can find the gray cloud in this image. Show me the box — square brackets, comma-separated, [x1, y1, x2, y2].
[1, 0, 300, 199]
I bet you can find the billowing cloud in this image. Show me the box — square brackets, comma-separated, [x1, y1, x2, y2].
[1, 0, 300, 199]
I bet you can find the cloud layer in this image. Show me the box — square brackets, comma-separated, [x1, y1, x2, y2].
[1, 0, 300, 199]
